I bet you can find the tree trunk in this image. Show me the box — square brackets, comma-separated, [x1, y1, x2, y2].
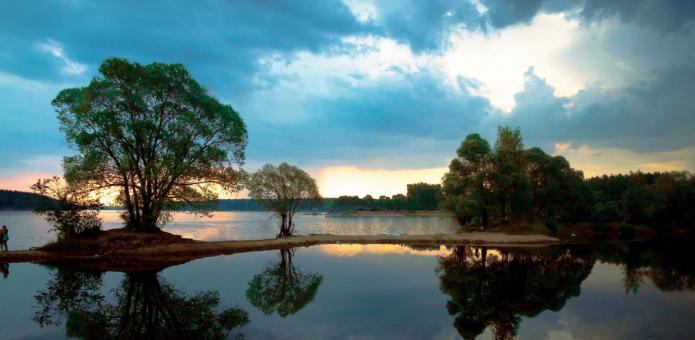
[278, 213, 290, 238]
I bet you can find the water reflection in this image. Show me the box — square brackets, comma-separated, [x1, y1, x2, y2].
[320, 243, 452, 257]
[591, 241, 695, 293]
[437, 247, 593, 340]
[0, 262, 9, 278]
[246, 249, 324, 317]
[15, 241, 695, 339]
[436, 240, 695, 339]
[33, 266, 249, 339]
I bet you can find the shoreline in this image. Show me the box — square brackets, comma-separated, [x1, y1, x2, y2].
[0, 232, 558, 268]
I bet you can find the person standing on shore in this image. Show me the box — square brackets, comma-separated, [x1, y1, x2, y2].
[0, 225, 8, 251]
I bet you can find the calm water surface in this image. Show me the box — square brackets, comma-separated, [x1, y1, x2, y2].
[0, 241, 694, 339]
[0, 210, 460, 250]
[0, 212, 694, 339]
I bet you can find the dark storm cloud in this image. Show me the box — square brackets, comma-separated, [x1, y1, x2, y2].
[243, 72, 491, 167]
[501, 67, 695, 152]
[0, 0, 370, 95]
[370, 0, 482, 51]
[0, 0, 694, 175]
[479, 0, 695, 32]
[367, 0, 695, 53]
[581, 0, 695, 33]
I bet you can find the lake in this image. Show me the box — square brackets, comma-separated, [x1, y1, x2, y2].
[0, 210, 461, 250]
[0, 212, 694, 339]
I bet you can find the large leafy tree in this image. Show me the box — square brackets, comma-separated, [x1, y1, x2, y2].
[53, 58, 247, 230]
[247, 163, 321, 237]
[442, 133, 493, 226]
[492, 126, 529, 222]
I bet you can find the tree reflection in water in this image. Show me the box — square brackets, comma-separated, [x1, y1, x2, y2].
[34, 266, 249, 339]
[246, 248, 323, 317]
[593, 240, 695, 293]
[436, 247, 593, 340]
[437, 241, 695, 340]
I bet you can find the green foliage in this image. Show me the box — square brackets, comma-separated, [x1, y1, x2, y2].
[406, 182, 441, 210]
[53, 57, 247, 230]
[587, 171, 695, 229]
[492, 127, 529, 222]
[443, 127, 590, 228]
[443, 127, 695, 233]
[247, 163, 321, 237]
[442, 133, 493, 225]
[31, 176, 102, 239]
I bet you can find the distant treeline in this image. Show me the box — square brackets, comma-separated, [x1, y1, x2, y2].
[1, 182, 440, 212]
[213, 183, 441, 212]
[0, 189, 54, 210]
[587, 171, 695, 228]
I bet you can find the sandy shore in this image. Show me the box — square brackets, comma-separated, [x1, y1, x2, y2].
[0, 232, 558, 268]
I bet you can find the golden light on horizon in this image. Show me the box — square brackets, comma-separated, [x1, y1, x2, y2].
[314, 165, 446, 198]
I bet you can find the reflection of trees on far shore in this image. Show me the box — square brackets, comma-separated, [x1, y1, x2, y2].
[591, 240, 695, 293]
[436, 246, 594, 340]
[34, 266, 248, 339]
[436, 241, 695, 339]
[246, 248, 323, 317]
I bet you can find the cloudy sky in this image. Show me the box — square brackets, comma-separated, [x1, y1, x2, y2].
[1, 0, 694, 197]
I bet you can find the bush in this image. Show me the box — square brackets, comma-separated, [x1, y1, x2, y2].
[40, 237, 97, 253]
[32, 177, 103, 239]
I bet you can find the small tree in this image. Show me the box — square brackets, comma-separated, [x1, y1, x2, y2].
[31, 176, 102, 239]
[247, 163, 321, 237]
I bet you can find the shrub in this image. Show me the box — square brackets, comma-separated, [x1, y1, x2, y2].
[32, 177, 102, 239]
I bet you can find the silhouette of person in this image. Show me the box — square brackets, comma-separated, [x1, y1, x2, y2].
[0, 225, 8, 251]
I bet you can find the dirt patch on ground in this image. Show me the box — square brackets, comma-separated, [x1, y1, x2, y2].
[93, 228, 198, 252]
